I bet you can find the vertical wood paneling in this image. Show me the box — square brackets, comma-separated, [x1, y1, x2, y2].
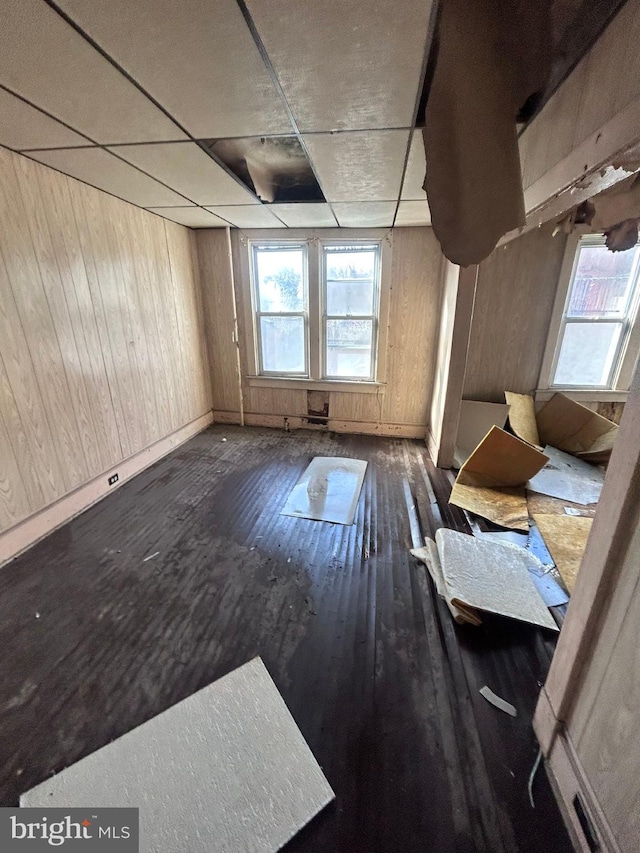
[0, 358, 33, 527]
[198, 227, 443, 430]
[381, 228, 442, 425]
[519, 0, 640, 196]
[463, 224, 567, 401]
[196, 230, 242, 413]
[0, 148, 210, 537]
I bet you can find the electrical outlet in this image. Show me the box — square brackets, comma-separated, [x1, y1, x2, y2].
[108, 473, 119, 486]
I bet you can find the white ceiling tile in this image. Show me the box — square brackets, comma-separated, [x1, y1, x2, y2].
[109, 143, 258, 206]
[270, 203, 337, 228]
[395, 199, 432, 226]
[147, 207, 228, 228]
[244, 0, 435, 132]
[56, 0, 294, 139]
[0, 0, 186, 144]
[0, 88, 89, 150]
[333, 202, 396, 228]
[29, 147, 189, 207]
[401, 131, 427, 200]
[303, 130, 410, 202]
[205, 205, 286, 229]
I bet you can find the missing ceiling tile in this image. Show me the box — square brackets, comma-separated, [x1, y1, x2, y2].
[205, 136, 324, 203]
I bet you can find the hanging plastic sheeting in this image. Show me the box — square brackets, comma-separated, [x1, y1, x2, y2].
[422, 0, 553, 266]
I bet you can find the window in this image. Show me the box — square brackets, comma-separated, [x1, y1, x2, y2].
[249, 238, 383, 383]
[322, 245, 379, 380]
[252, 244, 308, 376]
[546, 235, 640, 391]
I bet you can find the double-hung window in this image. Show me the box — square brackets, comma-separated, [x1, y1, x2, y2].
[252, 243, 308, 376]
[541, 234, 640, 392]
[322, 244, 380, 380]
[250, 239, 383, 383]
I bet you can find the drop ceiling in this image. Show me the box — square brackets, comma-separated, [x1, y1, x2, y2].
[0, 0, 436, 229]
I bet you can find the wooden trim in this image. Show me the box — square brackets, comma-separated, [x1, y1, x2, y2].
[246, 376, 387, 394]
[225, 226, 245, 426]
[534, 389, 629, 403]
[537, 232, 581, 390]
[544, 730, 622, 853]
[0, 411, 213, 568]
[540, 366, 640, 722]
[212, 409, 426, 438]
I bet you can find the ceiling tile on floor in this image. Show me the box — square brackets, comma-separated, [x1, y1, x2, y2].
[401, 131, 427, 200]
[109, 143, 258, 206]
[270, 203, 337, 227]
[395, 199, 432, 226]
[0, 88, 89, 151]
[244, 0, 436, 132]
[333, 202, 396, 228]
[147, 207, 227, 228]
[303, 130, 410, 203]
[29, 147, 189, 208]
[204, 205, 287, 229]
[0, 0, 186, 144]
[56, 0, 294, 139]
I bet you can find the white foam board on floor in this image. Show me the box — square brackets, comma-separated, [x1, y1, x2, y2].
[281, 457, 367, 525]
[21, 658, 334, 853]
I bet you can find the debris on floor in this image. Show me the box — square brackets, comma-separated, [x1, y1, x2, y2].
[449, 426, 548, 530]
[454, 399, 510, 468]
[443, 391, 615, 609]
[531, 514, 594, 592]
[479, 685, 517, 717]
[21, 658, 335, 853]
[280, 457, 367, 525]
[412, 529, 558, 630]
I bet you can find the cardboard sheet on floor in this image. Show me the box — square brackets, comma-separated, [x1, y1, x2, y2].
[450, 427, 548, 530]
[504, 392, 541, 448]
[532, 514, 594, 592]
[527, 446, 605, 505]
[454, 399, 510, 467]
[423, 529, 557, 630]
[536, 394, 618, 464]
[21, 657, 335, 853]
[281, 457, 367, 525]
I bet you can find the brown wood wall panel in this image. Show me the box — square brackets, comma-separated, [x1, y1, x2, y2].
[519, 0, 640, 193]
[198, 227, 442, 430]
[381, 228, 442, 425]
[0, 147, 211, 536]
[196, 230, 242, 413]
[463, 224, 567, 401]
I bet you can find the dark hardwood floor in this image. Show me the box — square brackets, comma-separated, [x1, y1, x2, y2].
[0, 425, 572, 852]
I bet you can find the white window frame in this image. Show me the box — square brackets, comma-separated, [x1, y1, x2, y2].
[538, 232, 640, 401]
[320, 241, 381, 382]
[251, 241, 309, 377]
[238, 229, 392, 392]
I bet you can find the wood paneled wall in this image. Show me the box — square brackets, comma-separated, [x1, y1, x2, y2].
[463, 223, 567, 401]
[196, 227, 443, 436]
[519, 0, 640, 213]
[0, 147, 211, 538]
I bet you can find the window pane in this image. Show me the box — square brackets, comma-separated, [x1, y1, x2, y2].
[255, 248, 305, 312]
[260, 316, 306, 373]
[554, 322, 622, 386]
[567, 245, 638, 319]
[325, 249, 376, 315]
[326, 319, 373, 378]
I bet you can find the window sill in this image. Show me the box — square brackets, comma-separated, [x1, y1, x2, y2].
[246, 376, 386, 395]
[535, 388, 629, 403]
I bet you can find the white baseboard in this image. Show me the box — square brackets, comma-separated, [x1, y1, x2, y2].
[0, 412, 213, 568]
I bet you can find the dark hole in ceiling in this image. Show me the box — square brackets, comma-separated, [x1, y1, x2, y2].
[204, 136, 325, 203]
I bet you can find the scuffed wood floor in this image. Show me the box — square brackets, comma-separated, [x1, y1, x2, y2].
[0, 425, 572, 852]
